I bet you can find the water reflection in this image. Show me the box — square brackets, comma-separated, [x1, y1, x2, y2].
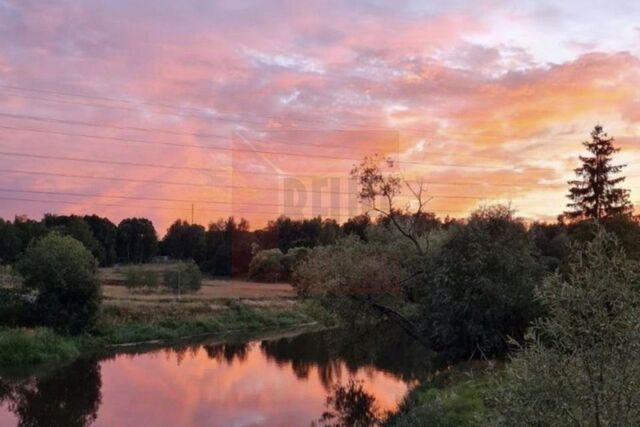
[0, 324, 433, 427]
[0, 359, 102, 427]
[319, 379, 382, 427]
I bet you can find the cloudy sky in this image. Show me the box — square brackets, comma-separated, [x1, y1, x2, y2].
[0, 0, 639, 231]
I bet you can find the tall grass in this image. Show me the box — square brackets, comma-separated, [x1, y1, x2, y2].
[0, 328, 79, 366]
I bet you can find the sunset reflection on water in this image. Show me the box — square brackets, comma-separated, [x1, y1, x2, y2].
[0, 326, 428, 427]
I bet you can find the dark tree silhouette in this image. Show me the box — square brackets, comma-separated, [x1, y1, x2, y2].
[0, 358, 102, 427]
[565, 125, 632, 221]
[116, 217, 158, 263]
[319, 378, 381, 427]
[161, 219, 206, 263]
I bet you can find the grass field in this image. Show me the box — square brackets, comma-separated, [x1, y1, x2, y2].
[100, 264, 297, 314]
[0, 264, 332, 368]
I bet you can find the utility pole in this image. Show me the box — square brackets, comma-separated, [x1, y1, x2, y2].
[191, 203, 194, 224]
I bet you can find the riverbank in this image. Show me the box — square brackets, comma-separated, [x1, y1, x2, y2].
[384, 362, 492, 426]
[0, 299, 334, 368]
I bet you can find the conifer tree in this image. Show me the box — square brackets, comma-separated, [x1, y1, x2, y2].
[565, 125, 632, 220]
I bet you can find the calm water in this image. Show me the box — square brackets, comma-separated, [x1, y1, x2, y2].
[0, 326, 434, 427]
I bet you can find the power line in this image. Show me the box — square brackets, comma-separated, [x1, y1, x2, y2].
[0, 84, 601, 140]
[0, 149, 349, 178]
[0, 168, 356, 195]
[0, 123, 551, 171]
[0, 167, 534, 190]
[0, 111, 513, 162]
[0, 196, 472, 219]
[0, 149, 556, 185]
[0, 187, 496, 207]
[0, 83, 455, 134]
[0, 111, 393, 152]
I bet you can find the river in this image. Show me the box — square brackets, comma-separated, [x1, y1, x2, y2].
[0, 325, 435, 426]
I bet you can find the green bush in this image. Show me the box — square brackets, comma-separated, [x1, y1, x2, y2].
[282, 247, 310, 279]
[163, 261, 202, 294]
[124, 265, 159, 292]
[488, 230, 640, 426]
[421, 206, 544, 359]
[0, 288, 33, 327]
[248, 249, 285, 282]
[16, 233, 100, 334]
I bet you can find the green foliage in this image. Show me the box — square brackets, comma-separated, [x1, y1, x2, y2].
[565, 125, 632, 220]
[0, 288, 32, 327]
[0, 328, 79, 366]
[0, 218, 21, 264]
[342, 214, 371, 241]
[203, 217, 254, 276]
[282, 246, 311, 279]
[83, 214, 118, 266]
[568, 214, 640, 260]
[123, 265, 160, 292]
[386, 372, 489, 427]
[529, 222, 570, 272]
[259, 216, 339, 252]
[248, 248, 285, 282]
[116, 217, 158, 263]
[94, 300, 327, 346]
[421, 206, 544, 359]
[16, 233, 100, 334]
[42, 214, 106, 266]
[161, 219, 206, 263]
[163, 261, 202, 294]
[293, 235, 406, 300]
[488, 230, 640, 426]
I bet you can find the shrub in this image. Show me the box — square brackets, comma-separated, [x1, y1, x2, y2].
[124, 265, 159, 292]
[248, 249, 285, 282]
[488, 230, 640, 425]
[282, 247, 310, 280]
[163, 261, 202, 294]
[421, 206, 544, 359]
[16, 233, 100, 334]
[0, 288, 33, 327]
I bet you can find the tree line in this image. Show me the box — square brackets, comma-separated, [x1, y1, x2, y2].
[0, 210, 381, 275]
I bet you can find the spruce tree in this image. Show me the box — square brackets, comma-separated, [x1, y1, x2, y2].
[565, 125, 632, 221]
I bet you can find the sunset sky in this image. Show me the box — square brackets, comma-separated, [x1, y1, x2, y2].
[1, 0, 639, 232]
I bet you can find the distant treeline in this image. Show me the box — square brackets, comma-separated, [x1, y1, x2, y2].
[0, 213, 375, 275]
[1, 211, 640, 276]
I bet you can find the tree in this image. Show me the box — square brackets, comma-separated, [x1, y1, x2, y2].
[161, 220, 206, 264]
[350, 155, 430, 256]
[12, 215, 47, 255]
[0, 218, 21, 264]
[203, 217, 254, 276]
[163, 261, 202, 294]
[568, 214, 640, 261]
[342, 214, 371, 241]
[116, 218, 158, 263]
[565, 125, 632, 221]
[248, 249, 285, 282]
[16, 233, 100, 334]
[421, 205, 544, 359]
[43, 214, 105, 266]
[489, 230, 640, 426]
[282, 246, 311, 280]
[83, 215, 117, 266]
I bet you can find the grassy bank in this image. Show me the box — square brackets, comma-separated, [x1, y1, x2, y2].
[384, 363, 491, 427]
[0, 300, 334, 368]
